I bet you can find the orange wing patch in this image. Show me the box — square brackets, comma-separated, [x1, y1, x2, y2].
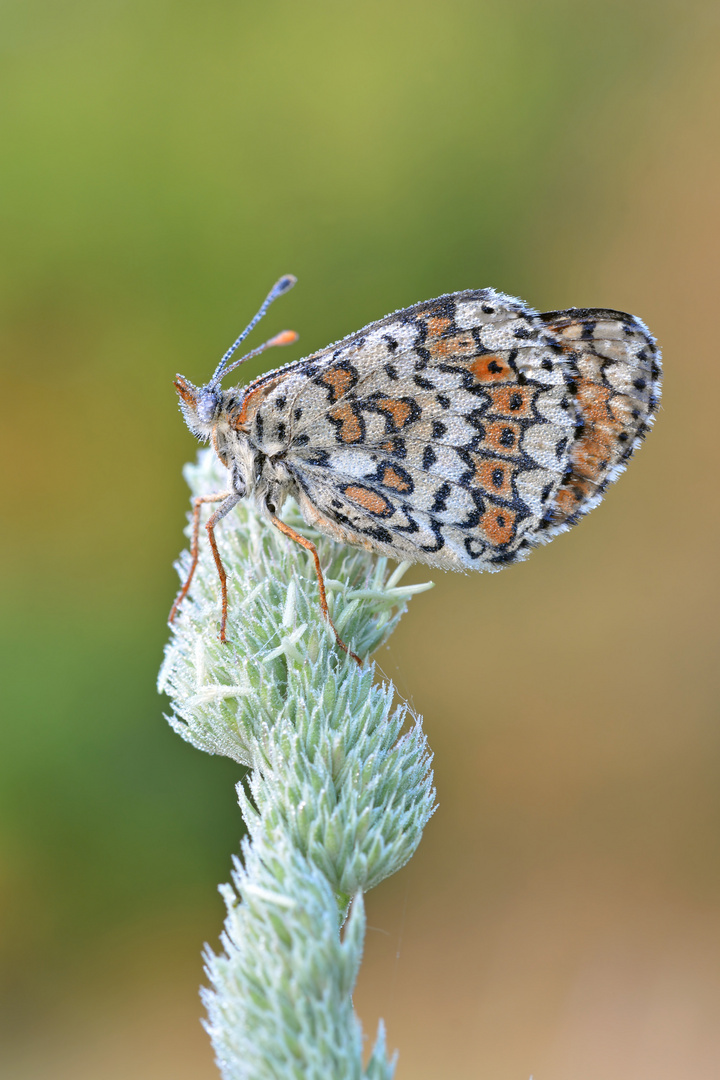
[380, 466, 412, 492]
[480, 506, 516, 545]
[232, 380, 282, 429]
[548, 379, 633, 525]
[473, 458, 516, 500]
[328, 401, 363, 443]
[468, 355, 511, 382]
[344, 485, 393, 516]
[551, 474, 594, 520]
[478, 419, 522, 457]
[429, 331, 478, 361]
[375, 397, 416, 430]
[320, 365, 356, 402]
[420, 313, 453, 337]
[486, 385, 535, 419]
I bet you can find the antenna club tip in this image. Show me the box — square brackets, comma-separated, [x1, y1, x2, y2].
[272, 274, 297, 297]
[270, 329, 299, 347]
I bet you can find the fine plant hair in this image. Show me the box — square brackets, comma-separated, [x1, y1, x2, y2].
[159, 449, 436, 1079]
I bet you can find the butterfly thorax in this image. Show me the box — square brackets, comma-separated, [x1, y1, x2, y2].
[174, 374, 296, 514]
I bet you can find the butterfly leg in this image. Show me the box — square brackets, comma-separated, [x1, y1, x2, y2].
[169, 490, 233, 629]
[267, 512, 362, 666]
[203, 493, 242, 642]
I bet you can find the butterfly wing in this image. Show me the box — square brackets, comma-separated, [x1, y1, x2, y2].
[536, 307, 661, 533]
[245, 290, 660, 570]
[255, 290, 572, 569]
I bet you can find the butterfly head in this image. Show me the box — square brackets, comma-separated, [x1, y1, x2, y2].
[173, 375, 223, 441]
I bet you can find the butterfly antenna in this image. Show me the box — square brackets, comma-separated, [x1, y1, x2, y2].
[219, 329, 299, 380]
[209, 274, 297, 386]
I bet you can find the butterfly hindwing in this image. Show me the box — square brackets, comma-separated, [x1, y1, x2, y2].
[537, 307, 662, 533]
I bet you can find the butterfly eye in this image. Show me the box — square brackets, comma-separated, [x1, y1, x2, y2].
[197, 389, 219, 423]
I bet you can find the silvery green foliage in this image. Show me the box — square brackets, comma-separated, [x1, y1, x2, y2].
[159, 449, 436, 1080]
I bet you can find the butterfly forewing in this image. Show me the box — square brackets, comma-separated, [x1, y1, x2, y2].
[239, 293, 548, 568]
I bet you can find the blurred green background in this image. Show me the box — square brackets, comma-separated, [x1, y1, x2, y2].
[1, 1, 719, 1077]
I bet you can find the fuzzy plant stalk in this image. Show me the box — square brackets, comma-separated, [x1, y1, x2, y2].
[158, 449, 436, 1080]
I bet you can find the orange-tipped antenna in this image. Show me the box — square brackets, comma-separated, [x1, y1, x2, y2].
[209, 275, 297, 387]
[268, 329, 299, 348]
[219, 329, 299, 380]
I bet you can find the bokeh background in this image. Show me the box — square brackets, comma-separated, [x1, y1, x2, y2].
[1, 1, 719, 1077]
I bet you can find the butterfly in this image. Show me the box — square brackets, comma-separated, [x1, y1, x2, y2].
[170, 275, 661, 663]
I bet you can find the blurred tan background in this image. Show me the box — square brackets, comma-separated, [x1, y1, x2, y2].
[1, 1, 719, 1077]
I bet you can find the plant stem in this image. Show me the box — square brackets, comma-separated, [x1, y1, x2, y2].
[159, 450, 436, 1080]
